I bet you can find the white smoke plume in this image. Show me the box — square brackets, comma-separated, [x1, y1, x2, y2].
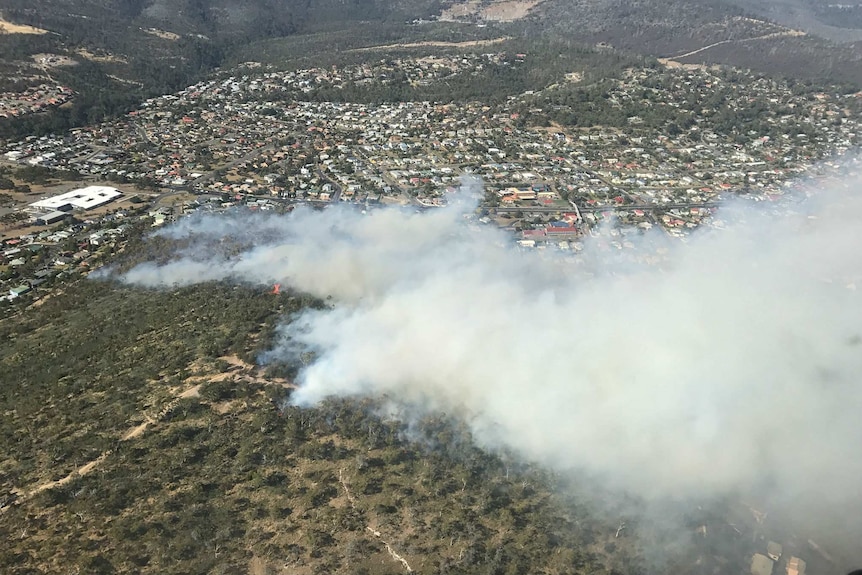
[114, 175, 862, 561]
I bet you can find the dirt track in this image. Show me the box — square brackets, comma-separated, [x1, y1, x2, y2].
[348, 37, 510, 52]
[27, 452, 110, 497]
[666, 28, 807, 61]
[4, 357, 294, 508]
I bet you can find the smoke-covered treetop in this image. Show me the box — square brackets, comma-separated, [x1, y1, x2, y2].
[110, 175, 862, 565]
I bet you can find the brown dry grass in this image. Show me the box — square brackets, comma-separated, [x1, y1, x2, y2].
[142, 27, 181, 41]
[439, 0, 544, 22]
[480, 0, 544, 21]
[178, 383, 203, 398]
[0, 17, 48, 35]
[76, 49, 127, 64]
[439, 0, 481, 19]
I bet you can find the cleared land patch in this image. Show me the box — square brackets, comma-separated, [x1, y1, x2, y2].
[0, 17, 48, 35]
[347, 36, 511, 52]
[440, 0, 545, 22]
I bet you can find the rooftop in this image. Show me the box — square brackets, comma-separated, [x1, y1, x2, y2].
[30, 186, 122, 211]
[751, 553, 774, 575]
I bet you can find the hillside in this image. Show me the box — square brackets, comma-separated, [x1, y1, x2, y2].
[514, 0, 862, 88]
[0, 217, 852, 575]
[0, 273, 650, 574]
[724, 0, 862, 42]
[3, 0, 862, 141]
[0, 0, 447, 140]
[431, 0, 862, 88]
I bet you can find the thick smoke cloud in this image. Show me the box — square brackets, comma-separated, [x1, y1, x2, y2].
[114, 176, 862, 560]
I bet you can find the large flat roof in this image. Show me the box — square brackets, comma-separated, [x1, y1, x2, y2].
[35, 210, 68, 224]
[751, 554, 774, 575]
[30, 186, 122, 211]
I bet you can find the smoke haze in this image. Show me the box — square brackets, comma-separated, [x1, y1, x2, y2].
[112, 176, 862, 561]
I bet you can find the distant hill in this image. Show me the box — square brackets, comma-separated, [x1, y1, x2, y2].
[724, 0, 862, 42]
[3, 0, 862, 141]
[508, 0, 862, 88]
[0, 0, 446, 139]
[1, 0, 443, 43]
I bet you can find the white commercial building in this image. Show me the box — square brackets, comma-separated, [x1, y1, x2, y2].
[30, 186, 122, 212]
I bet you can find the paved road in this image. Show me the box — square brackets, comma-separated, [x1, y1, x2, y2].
[315, 167, 342, 202]
[493, 201, 719, 214]
[193, 143, 276, 187]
